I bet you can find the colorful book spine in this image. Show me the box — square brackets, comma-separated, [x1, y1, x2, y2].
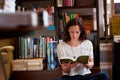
[33, 38, 39, 58]
[21, 37, 25, 59]
[46, 37, 51, 70]
[42, 37, 46, 58]
[50, 41, 55, 70]
[39, 36, 43, 58]
[24, 38, 28, 58]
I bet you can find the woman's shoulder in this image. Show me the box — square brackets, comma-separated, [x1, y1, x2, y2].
[84, 39, 92, 43]
[82, 39, 93, 45]
[57, 41, 67, 46]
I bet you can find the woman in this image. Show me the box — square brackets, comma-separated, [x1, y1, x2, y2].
[56, 18, 109, 80]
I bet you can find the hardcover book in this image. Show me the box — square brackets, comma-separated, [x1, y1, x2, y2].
[60, 55, 89, 64]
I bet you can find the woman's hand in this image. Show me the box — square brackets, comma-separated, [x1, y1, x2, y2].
[83, 58, 94, 69]
[61, 61, 78, 73]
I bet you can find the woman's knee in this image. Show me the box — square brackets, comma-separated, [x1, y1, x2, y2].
[98, 72, 109, 80]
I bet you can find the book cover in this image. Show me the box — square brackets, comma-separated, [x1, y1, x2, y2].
[20, 37, 25, 59]
[52, 41, 60, 69]
[60, 55, 89, 64]
[39, 36, 43, 58]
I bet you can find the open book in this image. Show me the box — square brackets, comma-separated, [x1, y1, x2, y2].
[60, 55, 89, 64]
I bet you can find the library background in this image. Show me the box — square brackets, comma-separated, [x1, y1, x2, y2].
[0, 0, 120, 80]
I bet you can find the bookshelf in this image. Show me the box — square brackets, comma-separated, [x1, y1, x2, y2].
[0, 12, 51, 80]
[11, 69, 62, 80]
[4, 0, 63, 80]
[13, 0, 59, 65]
[0, 0, 61, 80]
[54, 0, 100, 66]
[0, 0, 103, 80]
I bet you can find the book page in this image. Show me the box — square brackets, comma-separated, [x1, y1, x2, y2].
[60, 55, 89, 64]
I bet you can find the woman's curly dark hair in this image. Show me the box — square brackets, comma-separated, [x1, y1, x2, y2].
[63, 18, 87, 42]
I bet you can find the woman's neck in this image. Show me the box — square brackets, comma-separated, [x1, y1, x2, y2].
[67, 40, 81, 47]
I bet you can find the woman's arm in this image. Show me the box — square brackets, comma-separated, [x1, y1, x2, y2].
[60, 62, 78, 73]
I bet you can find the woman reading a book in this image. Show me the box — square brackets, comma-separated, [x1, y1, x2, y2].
[56, 18, 109, 80]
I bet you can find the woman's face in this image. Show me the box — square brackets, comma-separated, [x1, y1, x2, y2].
[68, 25, 81, 41]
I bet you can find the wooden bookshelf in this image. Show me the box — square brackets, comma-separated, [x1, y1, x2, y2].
[11, 66, 101, 80]
[0, 1, 54, 80]
[11, 69, 62, 80]
[0, 0, 105, 80]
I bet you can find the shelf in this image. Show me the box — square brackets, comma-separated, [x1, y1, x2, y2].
[0, 11, 49, 38]
[11, 66, 101, 80]
[56, 6, 97, 9]
[0, 26, 42, 32]
[16, 0, 53, 2]
[0, 26, 43, 38]
[11, 69, 62, 80]
[16, 0, 54, 4]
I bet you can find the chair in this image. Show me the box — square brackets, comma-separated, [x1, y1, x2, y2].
[0, 46, 14, 80]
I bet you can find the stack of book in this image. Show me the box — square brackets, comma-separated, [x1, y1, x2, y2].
[27, 58, 44, 71]
[114, 35, 120, 43]
[12, 59, 27, 71]
[12, 58, 45, 71]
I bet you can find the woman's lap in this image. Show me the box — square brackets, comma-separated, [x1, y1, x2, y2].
[88, 72, 109, 80]
[54, 72, 109, 80]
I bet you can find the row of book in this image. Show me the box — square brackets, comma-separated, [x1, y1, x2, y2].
[46, 37, 60, 70]
[58, 12, 94, 32]
[100, 62, 112, 79]
[12, 58, 45, 71]
[59, 12, 78, 32]
[100, 43, 113, 62]
[19, 36, 50, 58]
[19, 36, 60, 70]
[57, 0, 75, 7]
[100, 43, 113, 79]
[57, 0, 95, 7]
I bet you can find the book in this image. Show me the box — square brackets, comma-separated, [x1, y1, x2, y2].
[12, 58, 45, 71]
[60, 55, 89, 64]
